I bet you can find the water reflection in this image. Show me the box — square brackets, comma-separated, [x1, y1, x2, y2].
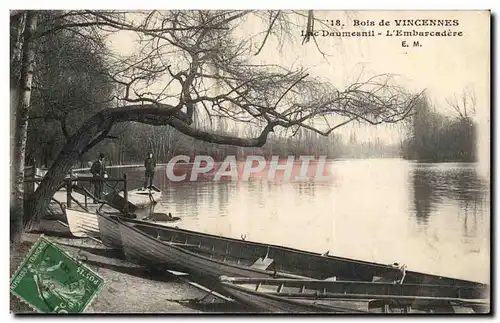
[410, 163, 489, 238]
[295, 181, 317, 198]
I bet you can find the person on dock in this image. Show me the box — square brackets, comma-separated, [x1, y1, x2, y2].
[90, 153, 107, 203]
[143, 152, 156, 190]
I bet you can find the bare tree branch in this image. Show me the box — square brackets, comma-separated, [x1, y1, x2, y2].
[30, 10, 422, 150]
[446, 87, 477, 120]
[254, 11, 280, 55]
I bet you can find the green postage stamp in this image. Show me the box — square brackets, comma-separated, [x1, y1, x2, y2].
[10, 236, 104, 313]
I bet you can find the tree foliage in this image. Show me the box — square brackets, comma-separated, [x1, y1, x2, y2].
[401, 91, 476, 162]
[28, 13, 114, 167]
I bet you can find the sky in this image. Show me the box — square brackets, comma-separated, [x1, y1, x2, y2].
[235, 11, 490, 144]
[105, 10, 490, 166]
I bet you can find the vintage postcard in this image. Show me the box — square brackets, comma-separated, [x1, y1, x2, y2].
[10, 9, 490, 314]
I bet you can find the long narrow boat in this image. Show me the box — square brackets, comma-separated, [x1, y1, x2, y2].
[98, 213, 486, 289]
[64, 204, 177, 240]
[63, 207, 100, 238]
[97, 209, 181, 250]
[97, 210, 124, 250]
[104, 191, 138, 213]
[118, 185, 162, 208]
[218, 276, 489, 313]
[103, 186, 162, 211]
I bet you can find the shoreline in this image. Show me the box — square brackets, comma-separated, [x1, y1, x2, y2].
[10, 219, 247, 314]
[30, 158, 481, 177]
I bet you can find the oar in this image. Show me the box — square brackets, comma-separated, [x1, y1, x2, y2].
[148, 189, 156, 204]
[142, 196, 156, 221]
[147, 186, 159, 205]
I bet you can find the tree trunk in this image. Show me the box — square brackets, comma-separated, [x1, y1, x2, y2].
[10, 11, 25, 87]
[11, 11, 38, 243]
[24, 112, 113, 230]
[24, 154, 75, 231]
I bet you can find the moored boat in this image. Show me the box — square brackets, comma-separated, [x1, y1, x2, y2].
[218, 277, 490, 313]
[64, 203, 177, 241]
[96, 210, 179, 250]
[96, 210, 123, 250]
[63, 206, 100, 238]
[103, 191, 138, 213]
[116, 215, 280, 281]
[100, 213, 486, 289]
[118, 185, 162, 208]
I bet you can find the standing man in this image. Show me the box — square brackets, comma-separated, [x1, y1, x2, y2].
[143, 152, 156, 190]
[90, 153, 106, 203]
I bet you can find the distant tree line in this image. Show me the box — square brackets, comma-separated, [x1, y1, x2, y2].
[401, 91, 477, 162]
[83, 120, 404, 166]
[86, 122, 342, 165]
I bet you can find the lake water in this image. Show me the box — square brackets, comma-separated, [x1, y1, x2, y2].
[107, 158, 490, 283]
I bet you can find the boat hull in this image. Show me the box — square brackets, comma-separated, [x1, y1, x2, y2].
[108, 215, 486, 288]
[219, 276, 488, 301]
[97, 212, 123, 250]
[119, 189, 162, 207]
[64, 208, 99, 238]
[218, 282, 360, 313]
[218, 277, 489, 313]
[117, 218, 274, 284]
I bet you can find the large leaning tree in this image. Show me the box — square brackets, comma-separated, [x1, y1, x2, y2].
[10, 10, 116, 242]
[11, 10, 422, 236]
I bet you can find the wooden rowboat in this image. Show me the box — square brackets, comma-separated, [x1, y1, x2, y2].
[64, 204, 177, 240]
[98, 213, 486, 289]
[97, 210, 124, 250]
[217, 276, 489, 313]
[118, 185, 162, 208]
[97, 209, 179, 250]
[63, 207, 100, 238]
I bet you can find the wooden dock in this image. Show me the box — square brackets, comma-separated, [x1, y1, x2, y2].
[39, 187, 120, 220]
[30, 174, 130, 217]
[27, 173, 156, 240]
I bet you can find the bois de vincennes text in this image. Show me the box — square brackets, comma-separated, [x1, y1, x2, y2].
[300, 17, 464, 48]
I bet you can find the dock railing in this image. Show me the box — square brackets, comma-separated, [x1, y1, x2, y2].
[24, 170, 130, 214]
